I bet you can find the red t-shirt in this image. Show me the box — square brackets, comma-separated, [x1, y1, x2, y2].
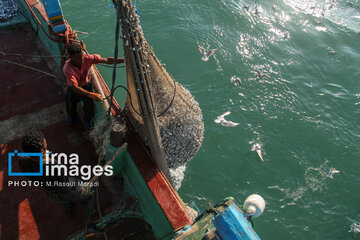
[63, 54, 102, 87]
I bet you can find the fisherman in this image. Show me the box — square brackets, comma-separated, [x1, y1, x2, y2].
[18, 131, 103, 237]
[63, 42, 124, 130]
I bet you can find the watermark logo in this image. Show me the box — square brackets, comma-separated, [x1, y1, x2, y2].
[8, 150, 113, 181]
[8, 150, 43, 176]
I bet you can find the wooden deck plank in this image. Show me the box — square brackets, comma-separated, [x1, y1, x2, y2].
[0, 27, 64, 122]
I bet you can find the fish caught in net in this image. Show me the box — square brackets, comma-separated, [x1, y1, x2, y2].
[114, 0, 204, 184]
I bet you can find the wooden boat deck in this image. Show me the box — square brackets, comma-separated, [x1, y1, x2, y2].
[0, 26, 155, 240]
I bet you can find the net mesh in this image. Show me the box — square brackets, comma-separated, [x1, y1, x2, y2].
[117, 1, 204, 184]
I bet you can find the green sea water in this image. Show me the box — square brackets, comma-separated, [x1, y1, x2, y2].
[61, 0, 360, 239]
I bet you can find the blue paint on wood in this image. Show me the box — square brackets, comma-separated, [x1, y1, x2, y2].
[213, 205, 261, 240]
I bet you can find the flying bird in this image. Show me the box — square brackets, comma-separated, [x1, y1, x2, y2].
[253, 1, 260, 16]
[197, 45, 217, 61]
[350, 223, 360, 233]
[327, 168, 340, 179]
[251, 143, 264, 161]
[214, 110, 239, 127]
[253, 69, 270, 79]
[231, 76, 242, 86]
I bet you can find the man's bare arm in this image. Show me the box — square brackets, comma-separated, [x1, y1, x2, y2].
[99, 57, 125, 64]
[71, 86, 103, 102]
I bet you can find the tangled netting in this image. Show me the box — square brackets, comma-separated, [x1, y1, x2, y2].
[0, 0, 18, 22]
[87, 115, 114, 162]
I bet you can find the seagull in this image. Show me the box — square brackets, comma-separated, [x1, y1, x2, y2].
[251, 143, 264, 161]
[253, 1, 260, 16]
[214, 110, 239, 127]
[231, 76, 242, 86]
[253, 69, 270, 79]
[350, 223, 360, 233]
[242, 2, 250, 11]
[328, 48, 337, 55]
[197, 45, 217, 61]
[327, 168, 340, 178]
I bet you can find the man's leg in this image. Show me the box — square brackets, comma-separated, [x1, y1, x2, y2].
[81, 82, 95, 129]
[66, 87, 80, 125]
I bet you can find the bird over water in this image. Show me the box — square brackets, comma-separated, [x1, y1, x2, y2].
[197, 45, 217, 61]
[327, 167, 340, 179]
[214, 110, 239, 127]
[251, 143, 264, 161]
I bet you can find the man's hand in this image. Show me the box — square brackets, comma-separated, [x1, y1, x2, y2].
[88, 92, 103, 102]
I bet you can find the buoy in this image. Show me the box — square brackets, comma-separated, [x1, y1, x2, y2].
[243, 194, 266, 218]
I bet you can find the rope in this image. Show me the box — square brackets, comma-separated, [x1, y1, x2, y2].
[93, 143, 128, 240]
[247, 216, 254, 228]
[95, 183, 105, 239]
[132, 3, 142, 21]
[93, 117, 110, 240]
[102, 79, 177, 118]
[93, 2, 122, 238]
[48, 20, 81, 47]
[73, 30, 88, 35]
[97, 63, 125, 69]
[23, 0, 84, 71]
[156, 74, 177, 117]
[104, 85, 142, 117]
[23, 0, 81, 47]
[23, 0, 59, 42]
[0, 50, 63, 58]
[93, 140, 128, 240]
[117, 0, 176, 118]
[107, 0, 122, 116]
[0, 59, 57, 78]
[191, 201, 201, 217]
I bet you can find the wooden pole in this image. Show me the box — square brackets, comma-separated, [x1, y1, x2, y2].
[118, 2, 171, 181]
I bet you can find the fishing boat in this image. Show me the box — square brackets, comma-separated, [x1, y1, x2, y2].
[0, 0, 264, 239]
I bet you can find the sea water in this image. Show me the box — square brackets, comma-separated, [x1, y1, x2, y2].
[60, 0, 360, 239]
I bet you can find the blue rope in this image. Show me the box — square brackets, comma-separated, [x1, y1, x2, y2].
[191, 201, 201, 217]
[132, 3, 142, 21]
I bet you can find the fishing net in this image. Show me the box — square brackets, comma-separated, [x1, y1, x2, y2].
[87, 115, 114, 162]
[117, 1, 204, 180]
